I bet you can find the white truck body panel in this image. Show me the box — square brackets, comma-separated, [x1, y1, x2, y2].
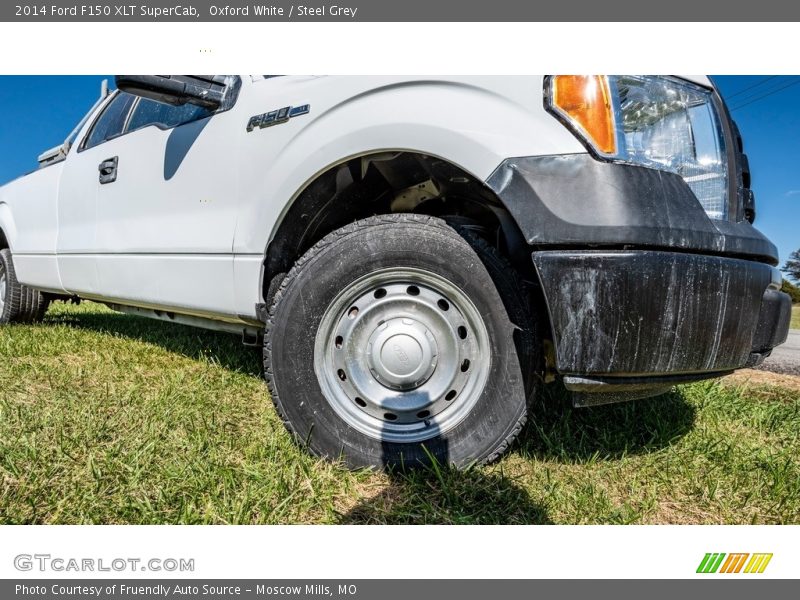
[0, 75, 602, 323]
[231, 76, 584, 316]
[0, 163, 65, 293]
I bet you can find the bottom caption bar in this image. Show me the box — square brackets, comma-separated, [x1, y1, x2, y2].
[4, 580, 795, 599]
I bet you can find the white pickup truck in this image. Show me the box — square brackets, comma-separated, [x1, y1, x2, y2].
[0, 75, 791, 469]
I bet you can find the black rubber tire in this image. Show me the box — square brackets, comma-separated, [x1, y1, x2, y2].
[0, 248, 50, 325]
[264, 214, 539, 470]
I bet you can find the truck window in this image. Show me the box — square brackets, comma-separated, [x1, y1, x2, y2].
[126, 98, 212, 133]
[82, 92, 136, 150]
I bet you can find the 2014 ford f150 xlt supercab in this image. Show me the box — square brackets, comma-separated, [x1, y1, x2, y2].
[0, 75, 791, 469]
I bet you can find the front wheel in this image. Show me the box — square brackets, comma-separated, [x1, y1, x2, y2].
[264, 214, 539, 469]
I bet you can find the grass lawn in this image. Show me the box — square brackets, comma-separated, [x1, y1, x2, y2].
[791, 304, 800, 329]
[1, 302, 799, 525]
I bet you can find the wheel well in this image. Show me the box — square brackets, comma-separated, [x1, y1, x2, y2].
[0, 227, 7, 250]
[263, 152, 536, 303]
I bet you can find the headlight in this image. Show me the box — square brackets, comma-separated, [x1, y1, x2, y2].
[548, 75, 729, 220]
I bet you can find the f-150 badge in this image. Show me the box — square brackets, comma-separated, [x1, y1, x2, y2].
[247, 104, 310, 132]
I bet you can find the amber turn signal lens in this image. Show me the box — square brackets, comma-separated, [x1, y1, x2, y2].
[551, 75, 616, 155]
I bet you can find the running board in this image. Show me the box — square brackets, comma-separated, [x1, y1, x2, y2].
[105, 303, 263, 344]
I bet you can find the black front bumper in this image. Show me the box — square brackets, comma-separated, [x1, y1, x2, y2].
[533, 250, 790, 404]
[487, 154, 792, 405]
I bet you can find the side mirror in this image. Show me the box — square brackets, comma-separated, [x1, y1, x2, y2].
[115, 75, 230, 110]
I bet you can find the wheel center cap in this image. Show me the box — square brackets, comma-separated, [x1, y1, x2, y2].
[367, 317, 438, 390]
[380, 334, 423, 377]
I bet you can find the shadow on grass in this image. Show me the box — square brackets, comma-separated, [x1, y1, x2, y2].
[339, 467, 551, 524]
[46, 307, 263, 377]
[517, 382, 696, 463]
[49, 306, 695, 463]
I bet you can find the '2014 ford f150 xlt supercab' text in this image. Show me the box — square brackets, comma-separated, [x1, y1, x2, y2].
[0, 75, 791, 468]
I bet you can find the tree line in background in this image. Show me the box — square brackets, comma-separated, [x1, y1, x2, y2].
[782, 248, 800, 303]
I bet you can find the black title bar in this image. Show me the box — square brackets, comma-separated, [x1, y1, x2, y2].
[6, 0, 800, 21]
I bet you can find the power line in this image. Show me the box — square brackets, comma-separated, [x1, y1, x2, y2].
[730, 78, 800, 111]
[731, 78, 800, 110]
[731, 77, 799, 107]
[725, 75, 778, 99]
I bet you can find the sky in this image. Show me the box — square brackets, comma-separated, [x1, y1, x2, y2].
[0, 75, 797, 267]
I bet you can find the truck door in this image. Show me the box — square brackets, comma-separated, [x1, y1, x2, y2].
[57, 91, 136, 296]
[88, 92, 242, 318]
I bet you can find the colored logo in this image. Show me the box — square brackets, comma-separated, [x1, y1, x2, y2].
[696, 553, 773, 574]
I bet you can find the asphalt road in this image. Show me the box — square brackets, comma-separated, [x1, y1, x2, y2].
[759, 329, 800, 376]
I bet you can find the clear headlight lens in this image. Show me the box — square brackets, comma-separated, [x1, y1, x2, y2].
[549, 75, 729, 220]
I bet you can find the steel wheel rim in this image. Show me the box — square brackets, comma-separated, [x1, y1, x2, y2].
[314, 267, 490, 443]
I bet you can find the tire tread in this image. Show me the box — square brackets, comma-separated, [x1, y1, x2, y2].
[0, 248, 50, 324]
